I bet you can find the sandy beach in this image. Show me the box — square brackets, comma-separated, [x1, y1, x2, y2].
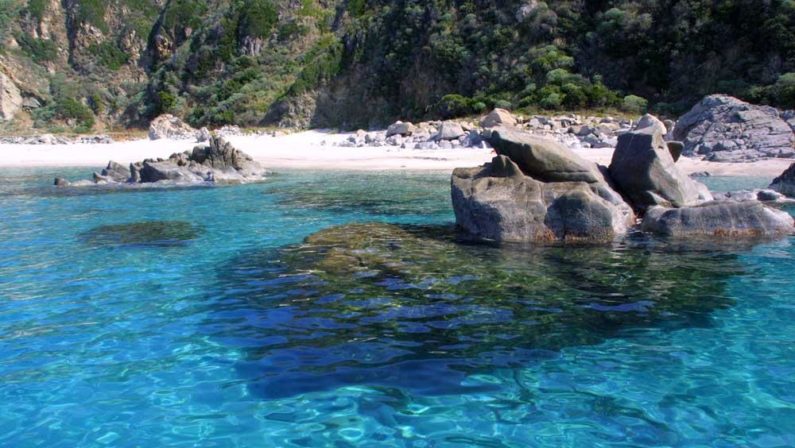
[0, 129, 792, 177]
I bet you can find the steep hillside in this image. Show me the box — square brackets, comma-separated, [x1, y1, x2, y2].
[1, 0, 794, 133]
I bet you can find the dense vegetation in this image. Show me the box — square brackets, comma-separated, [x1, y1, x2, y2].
[1, 0, 794, 132]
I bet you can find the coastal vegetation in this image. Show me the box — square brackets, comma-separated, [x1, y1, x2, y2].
[0, 0, 794, 132]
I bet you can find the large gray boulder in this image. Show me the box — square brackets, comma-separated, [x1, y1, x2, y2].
[609, 126, 711, 212]
[486, 127, 604, 183]
[770, 162, 795, 197]
[642, 201, 794, 238]
[673, 95, 795, 161]
[480, 108, 517, 128]
[452, 155, 634, 243]
[436, 121, 466, 141]
[148, 114, 199, 140]
[0, 73, 22, 121]
[386, 121, 416, 137]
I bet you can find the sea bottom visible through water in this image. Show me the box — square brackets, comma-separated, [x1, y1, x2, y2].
[0, 168, 794, 447]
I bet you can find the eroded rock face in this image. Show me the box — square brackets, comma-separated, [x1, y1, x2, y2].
[486, 127, 604, 183]
[58, 137, 267, 187]
[642, 202, 794, 238]
[148, 114, 199, 140]
[0, 73, 23, 121]
[451, 155, 634, 243]
[673, 95, 795, 162]
[609, 126, 711, 212]
[770, 162, 795, 197]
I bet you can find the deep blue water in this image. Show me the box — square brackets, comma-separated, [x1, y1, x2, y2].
[0, 168, 794, 447]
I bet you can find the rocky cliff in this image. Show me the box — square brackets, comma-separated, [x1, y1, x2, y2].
[1, 1, 794, 133]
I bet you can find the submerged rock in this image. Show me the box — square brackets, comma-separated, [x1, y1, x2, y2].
[674, 94, 795, 161]
[642, 201, 794, 238]
[80, 221, 203, 247]
[609, 126, 711, 212]
[215, 221, 740, 398]
[452, 155, 634, 243]
[148, 114, 199, 140]
[770, 162, 795, 197]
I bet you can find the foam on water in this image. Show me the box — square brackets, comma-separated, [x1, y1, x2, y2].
[0, 168, 793, 447]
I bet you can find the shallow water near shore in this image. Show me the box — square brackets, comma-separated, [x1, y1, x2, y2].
[1, 167, 794, 447]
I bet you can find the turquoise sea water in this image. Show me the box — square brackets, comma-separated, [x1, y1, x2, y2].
[0, 168, 794, 447]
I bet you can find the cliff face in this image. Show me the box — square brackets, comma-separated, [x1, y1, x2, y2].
[0, 1, 794, 133]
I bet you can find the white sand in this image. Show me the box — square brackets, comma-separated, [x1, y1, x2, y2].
[0, 129, 792, 177]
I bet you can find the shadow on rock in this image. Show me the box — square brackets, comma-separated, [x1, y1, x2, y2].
[79, 221, 203, 248]
[203, 222, 743, 399]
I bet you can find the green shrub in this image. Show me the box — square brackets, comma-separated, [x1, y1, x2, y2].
[16, 33, 58, 62]
[54, 97, 95, 131]
[436, 94, 475, 118]
[540, 92, 564, 109]
[348, 0, 366, 18]
[90, 42, 129, 70]
[78, 0, 107, 33]
[239, 0, 278, 39]
[622, 95, 648, 114]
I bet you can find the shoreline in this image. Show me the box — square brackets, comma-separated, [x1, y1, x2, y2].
[0, 130, 792, 177]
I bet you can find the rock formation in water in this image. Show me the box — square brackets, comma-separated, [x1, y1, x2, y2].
[452, 121, 794, 242]
[673, 95, 795, 162]
[770, 162, 795, 197]
[451, 127, 635, 243]
[54, 137, 267, 187]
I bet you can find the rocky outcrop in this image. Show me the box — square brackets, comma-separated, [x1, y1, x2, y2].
[486, 127, 604, 183]
[480, 108, 517, 128]
[673, 95, 795, 162]
[148, 114, 199, 140]
[770, 162, 795, 197]
[452, 155, 634, 243]
[0, 73, 22, 121]
[642, 202, 794, 238]
[452, 128, 635, 243]
[56, 137, 267, 187]
[609, 126, 711, 212]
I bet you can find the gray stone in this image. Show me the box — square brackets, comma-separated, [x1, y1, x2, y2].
[770, 162, 795, 197]
[197, 127, 212, 143]
[609, 127, 711, 212]
[485, 127, 604, 183]
[100, 161, 131, 183]
[674, 95, 795, 161]
[757, 189, 784, 202]
[436, 121, 466, 140]
[451, 156, 634, 243]
[54, 177, 70, 187]
[480, 108, 517, 128]
[386, 121, 416, 137]
[633, 114, 667, 134]
[642, 201, 794, 238]
[0, 73, 22, 121]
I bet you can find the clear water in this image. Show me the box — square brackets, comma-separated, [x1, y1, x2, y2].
[1, 168, 794, 447]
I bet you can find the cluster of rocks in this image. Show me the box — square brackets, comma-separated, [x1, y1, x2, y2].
[673, 94, 795, 162]
[148, 114, 274, 143]
[452, 124, 794, 243]
[335, 120, 489, 150]
[54, 136, 268, 187]
[0, 134, 114, 145]
[335, 109, 649, 152]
